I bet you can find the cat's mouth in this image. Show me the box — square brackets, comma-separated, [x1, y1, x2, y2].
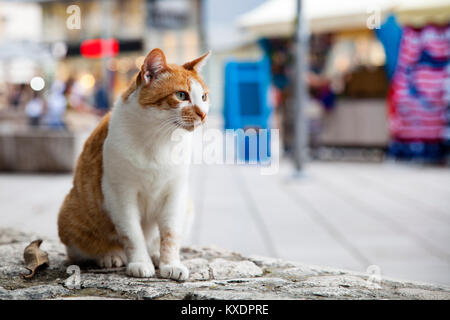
[177, 119, 204, 131]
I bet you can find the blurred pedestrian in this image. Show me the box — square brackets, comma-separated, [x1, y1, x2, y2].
[46, 81, 67, 130]
[25, 91, 44, 127]
[9, 84, 27, 110]
[94, 83, 109, 116]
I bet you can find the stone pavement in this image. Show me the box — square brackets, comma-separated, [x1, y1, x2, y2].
[1, 160, 449, 286]
[1, 228, 449, 300]
[188, 160, 450, 286]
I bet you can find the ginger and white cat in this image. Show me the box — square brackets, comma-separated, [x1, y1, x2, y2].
[58, 48, 210, 280]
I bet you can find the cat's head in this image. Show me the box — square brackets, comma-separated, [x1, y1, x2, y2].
[127, 48, 210, 131]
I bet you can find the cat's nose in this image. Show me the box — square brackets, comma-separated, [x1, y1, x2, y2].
[193, 106, 207, 121]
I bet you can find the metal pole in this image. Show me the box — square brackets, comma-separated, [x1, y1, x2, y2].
[293, 0, 309, 172]
[197, 0, 209, 83]
[197, 0, 207, 55]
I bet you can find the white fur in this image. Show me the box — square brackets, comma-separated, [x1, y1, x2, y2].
[101, 84, 205, 280]
[190, 79, 209, 115]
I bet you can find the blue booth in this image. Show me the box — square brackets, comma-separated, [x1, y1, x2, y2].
[223, 57, 272, 163]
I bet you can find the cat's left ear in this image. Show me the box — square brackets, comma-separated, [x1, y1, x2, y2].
[183, 51, 211, 73]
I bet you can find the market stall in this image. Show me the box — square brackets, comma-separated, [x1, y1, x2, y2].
[237, 0, 450, 162]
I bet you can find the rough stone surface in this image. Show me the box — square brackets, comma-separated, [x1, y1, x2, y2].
[0, 228, 449, 300]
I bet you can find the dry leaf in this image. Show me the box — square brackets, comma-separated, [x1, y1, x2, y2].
[22, 239, 49, 279]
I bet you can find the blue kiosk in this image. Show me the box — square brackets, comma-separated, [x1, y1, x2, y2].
[223, 57, 273, 163]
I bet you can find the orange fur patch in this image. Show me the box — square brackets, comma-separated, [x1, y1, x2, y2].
[159, 231, 181, 265]
[180, 105, 207, 131]
[58, 113, 123, 258]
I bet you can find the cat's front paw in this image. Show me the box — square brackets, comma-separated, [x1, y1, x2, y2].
[127, 261, 155, 278]
[159, 263, 189, 281]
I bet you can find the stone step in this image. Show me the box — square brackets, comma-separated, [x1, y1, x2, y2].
[1, 229, 449, 300]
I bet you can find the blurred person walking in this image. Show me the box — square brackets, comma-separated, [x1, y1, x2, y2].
[93, 83, 110, 116]
[46, 81, 67, 130]
[25, 91, 44, 127]
[9, 84, 27, 110]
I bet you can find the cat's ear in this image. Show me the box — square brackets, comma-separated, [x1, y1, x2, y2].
[141, 48, 167, 85]
[183, 50, 211, 73]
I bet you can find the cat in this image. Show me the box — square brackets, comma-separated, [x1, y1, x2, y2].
[58, 48, 210, 280]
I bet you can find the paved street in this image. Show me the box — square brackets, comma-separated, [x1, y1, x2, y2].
[1, 158, 449, 286]
[189, 160, 450, 286]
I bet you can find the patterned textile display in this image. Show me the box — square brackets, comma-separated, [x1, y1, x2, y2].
[388, 24, 450, 142]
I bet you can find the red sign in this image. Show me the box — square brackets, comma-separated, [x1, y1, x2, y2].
[80, 38, 119, 58]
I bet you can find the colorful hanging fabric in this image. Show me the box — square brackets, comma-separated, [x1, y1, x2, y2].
[388, 24, 450, 142]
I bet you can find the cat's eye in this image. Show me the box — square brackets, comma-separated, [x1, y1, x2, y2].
[175, 91, 189, 101]
[202, 93, 208, 102]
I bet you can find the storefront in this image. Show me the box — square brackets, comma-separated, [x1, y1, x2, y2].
[40, 0, 204, 109]
[238, 0, 450, 162]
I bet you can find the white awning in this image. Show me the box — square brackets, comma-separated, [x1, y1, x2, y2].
[237, 0, 450, 37]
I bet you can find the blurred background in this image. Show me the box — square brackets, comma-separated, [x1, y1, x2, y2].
[0, 0, 449, 286]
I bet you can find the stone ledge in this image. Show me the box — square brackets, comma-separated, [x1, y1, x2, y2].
[0, 228, 449, 300]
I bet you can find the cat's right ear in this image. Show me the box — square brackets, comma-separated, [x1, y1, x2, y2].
[141, 48, 167, 85]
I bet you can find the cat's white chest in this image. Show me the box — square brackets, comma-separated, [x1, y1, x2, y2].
[102, 99, 191, 220]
